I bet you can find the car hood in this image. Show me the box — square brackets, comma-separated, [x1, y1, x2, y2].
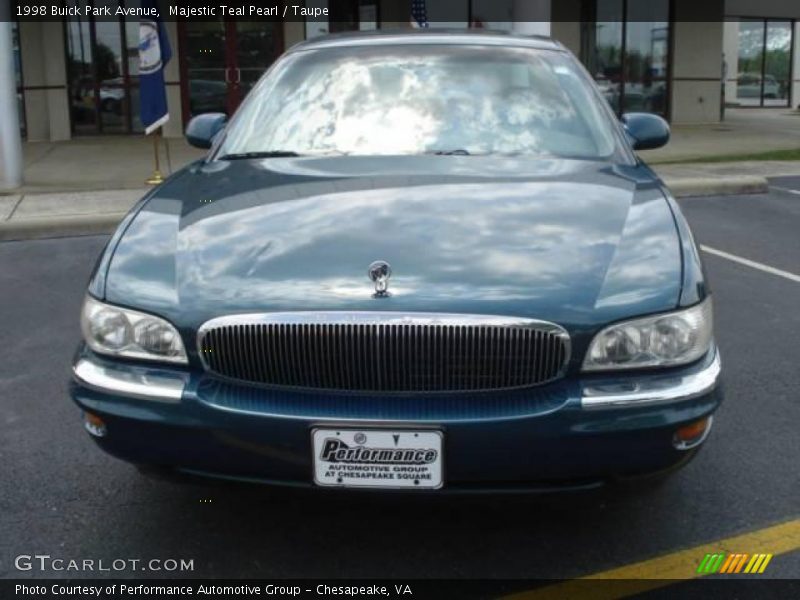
[103, 156, 681, 334]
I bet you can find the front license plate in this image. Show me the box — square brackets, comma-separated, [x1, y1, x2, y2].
[312, 429, 443, 489]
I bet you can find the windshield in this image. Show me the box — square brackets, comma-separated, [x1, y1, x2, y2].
[219, 44, 620, 160]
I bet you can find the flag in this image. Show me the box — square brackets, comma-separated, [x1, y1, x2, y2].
[411, 0, 429, 28]
[138, 0, 171, 134]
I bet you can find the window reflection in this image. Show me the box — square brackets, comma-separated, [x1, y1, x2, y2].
[185, 21, 283, 119]
[222, 47, 617, 159]
[94, 20, 126, 132]
[65, 0, 143, 134]
[737, 19, 765, 106]
[185, 20, 228, 117]
[623, 1, 668, 115]
[764, 21, 792, 107]
[584, 0, 670, 118]
[124, 11, 143, 132]
[236, 22, 281, 99]
[66, 8, 96, 134]
[736, 19, 793, 108]
[589, 0, 624, 113]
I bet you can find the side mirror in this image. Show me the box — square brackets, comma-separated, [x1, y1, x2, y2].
[185, 113, 227, 149]
[621, 112, 670, 151]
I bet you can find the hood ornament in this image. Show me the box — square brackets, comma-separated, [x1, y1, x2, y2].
[367, 260, 392, 298]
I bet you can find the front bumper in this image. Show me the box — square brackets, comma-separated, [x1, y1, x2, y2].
[70, 346, 722, 492]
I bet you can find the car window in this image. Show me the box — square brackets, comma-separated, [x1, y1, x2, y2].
[220, 44, 620, 160]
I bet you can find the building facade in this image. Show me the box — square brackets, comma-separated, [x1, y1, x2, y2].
[12, 0, 800, 142]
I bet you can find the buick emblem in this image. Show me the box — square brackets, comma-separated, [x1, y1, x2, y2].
[354, 432, 367, 445]
[367, 260, 392, 297]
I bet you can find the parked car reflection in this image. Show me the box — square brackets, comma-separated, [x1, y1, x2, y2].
[737, 72, 782, 100]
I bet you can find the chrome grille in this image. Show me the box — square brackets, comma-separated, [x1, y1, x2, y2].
[197, 313, 570, 392]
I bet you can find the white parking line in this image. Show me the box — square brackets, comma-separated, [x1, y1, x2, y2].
[701, 245, 800, 283]
[770, 186, 800, 196]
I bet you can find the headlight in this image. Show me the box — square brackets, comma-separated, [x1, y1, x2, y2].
[80, 296, 188, 364]
[583, 298, 713, 371]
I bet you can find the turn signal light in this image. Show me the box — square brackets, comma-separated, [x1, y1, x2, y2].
[84, 412, 107, 438]
[673, 416, 712, 450]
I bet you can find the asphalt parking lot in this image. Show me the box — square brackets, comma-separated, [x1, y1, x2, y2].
[1, 184, 798, 584]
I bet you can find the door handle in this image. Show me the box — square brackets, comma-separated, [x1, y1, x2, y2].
[235, 68, 241, 84]
[224, 67, 231, 84]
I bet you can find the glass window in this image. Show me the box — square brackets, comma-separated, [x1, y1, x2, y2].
[124, 12, 143, 132]
[623, 1, 669, 114]
[305, 0, 379, 38]
[736, 19, 793, 108]
[588, 0, 624, 113]
[764, 21, 792, 107]
[65, 8, 96, 134]
[357, 2, 378, 30]
[183, 20, 283, 122]
[583, 0, 670, 118]
[737, 19, 765, 106]
[65, 0, 148, 134]
[235, 22, 283, 100]
[184, 20, 229, 117]
[221, 46, 619, 160]
[94, 20, 126, 133]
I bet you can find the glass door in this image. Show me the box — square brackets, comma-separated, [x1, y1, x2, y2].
[183, 20, 231, 116]
[586, 0, 624, 114]
[64, 0, 144, 134]
[623, 1, 669, 115]
[583, 0, 671, 118]
[182, 21, 282, 121]
[93, 19, 128, 133]
[231, 22, 282, 109]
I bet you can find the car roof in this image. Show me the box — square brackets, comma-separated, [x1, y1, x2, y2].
[288, 29, 564, 53]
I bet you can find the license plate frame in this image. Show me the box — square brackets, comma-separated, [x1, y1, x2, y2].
[311, 428, 444, 490]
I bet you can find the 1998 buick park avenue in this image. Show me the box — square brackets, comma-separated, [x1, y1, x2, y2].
[71, 30, 722, 492]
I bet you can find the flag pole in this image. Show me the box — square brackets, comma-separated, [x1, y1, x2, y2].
[140, 3, 172, 184]
[145, 127, 164, 185]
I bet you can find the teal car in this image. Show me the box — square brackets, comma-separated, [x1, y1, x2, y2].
[71, 31, 721, 492]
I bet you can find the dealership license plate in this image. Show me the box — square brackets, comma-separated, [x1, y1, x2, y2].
[312, 429, 443, 489]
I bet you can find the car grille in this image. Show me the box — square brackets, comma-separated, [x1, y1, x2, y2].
[197, 313, 570, 392]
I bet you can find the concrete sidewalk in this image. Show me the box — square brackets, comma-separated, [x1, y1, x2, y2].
[0, 189, 143, 240]
[642, 107, 800, 164]
[19, 136, 206, 194]
[1, 160, 797, 241]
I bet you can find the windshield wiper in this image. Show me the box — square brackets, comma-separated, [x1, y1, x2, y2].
[218, 150, 302, 160]
[430, 149, 471, 156]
